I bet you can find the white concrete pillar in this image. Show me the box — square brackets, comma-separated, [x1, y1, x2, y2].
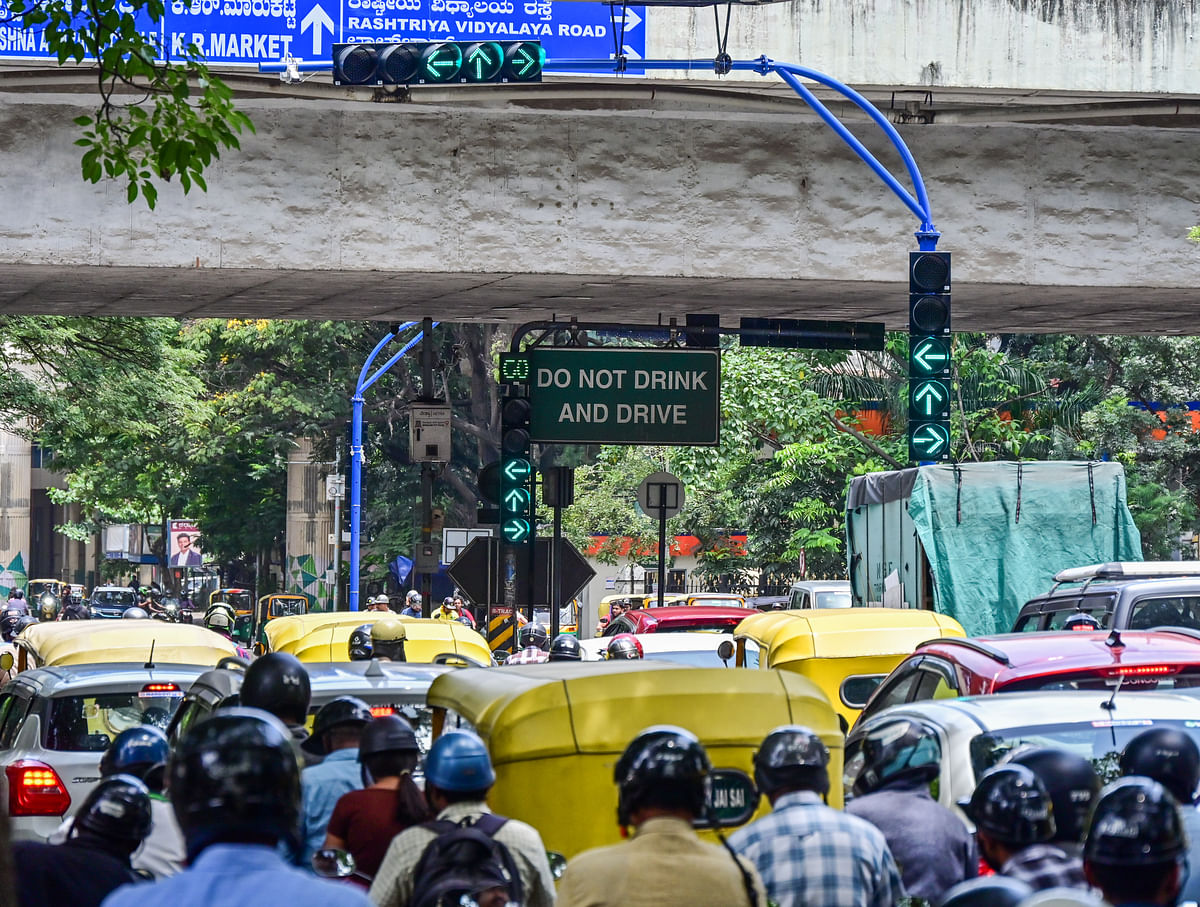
[285, 438, 335, 610]
[0, 428, 31, 597]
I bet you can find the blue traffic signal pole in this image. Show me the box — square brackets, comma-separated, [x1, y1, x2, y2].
[348, 321, 437, 611]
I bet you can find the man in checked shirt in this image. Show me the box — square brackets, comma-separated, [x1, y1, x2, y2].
[729, 726, 903, 907]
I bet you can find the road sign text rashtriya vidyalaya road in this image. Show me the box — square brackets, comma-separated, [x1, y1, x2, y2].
[527, 349, 720, 445]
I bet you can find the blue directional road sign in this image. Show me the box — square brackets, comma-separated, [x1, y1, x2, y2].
[0, 0, 644, 70]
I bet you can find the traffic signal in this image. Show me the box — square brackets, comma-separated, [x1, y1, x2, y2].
[500, 393, 534, 546]
[332, 41, 545, 86]
[908, 250, 952, 463]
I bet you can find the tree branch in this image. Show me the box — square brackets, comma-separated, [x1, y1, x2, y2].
[823, 411, 904, 469]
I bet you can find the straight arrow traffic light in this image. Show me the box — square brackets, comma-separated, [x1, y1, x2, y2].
[333, 41, 545, 86]
[908, 250, 952, 463]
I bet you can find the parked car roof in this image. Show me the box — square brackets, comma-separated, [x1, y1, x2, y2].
[613, 605, 759, 634]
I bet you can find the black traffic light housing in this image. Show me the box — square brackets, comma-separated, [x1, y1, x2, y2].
[908, 250, 952, 463]
[500, 393, 534, 546]
[333, 41, 545, 86]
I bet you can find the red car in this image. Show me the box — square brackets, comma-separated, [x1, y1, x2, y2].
[858, 628, 1200, 725]
[601, 605, 759, 637]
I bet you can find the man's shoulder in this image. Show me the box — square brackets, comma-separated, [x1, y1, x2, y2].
[563, 839, 634, 875]
[493, 814, 547, 850]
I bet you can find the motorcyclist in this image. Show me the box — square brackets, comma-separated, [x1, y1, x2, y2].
[399, 590, 422, 617]
[348, 623, 374, 661]
[505, 621, 550, 665]
[299, 696, 373, 863]
[370, 617, 407, 662]
[238, 652, 318, 765]
[959, 763, 1086, 891]
[1118, 727, 1200, 905]
[1, 607, 24, 642]
[845, 717, 976, 901]
[557, 725, 767, 907]
[1005, 747, 1101, 858]
[15, 774, 152, 906]
[5, 588, 29, 615]
[605, 633, 644, 660]
[548, 633, 583, 662]
[101, 709, 371, 907]
[366, 594, 392, 613]
[60, 599, 91, 620]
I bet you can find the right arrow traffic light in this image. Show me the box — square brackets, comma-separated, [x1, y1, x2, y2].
[908, 251, 952, 463]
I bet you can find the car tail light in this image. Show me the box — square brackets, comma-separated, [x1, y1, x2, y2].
[370, 706, 395, 717]
[7, 759, 71, 816]
[139, 682, 183, 698]
[1101, 664, 1180, 678]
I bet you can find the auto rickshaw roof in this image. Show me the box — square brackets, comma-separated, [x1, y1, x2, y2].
[15, 621, 239, 667]
[427, 661, 840, 765]
[264, 613, 491, 665]
[736, 607, 965, 664]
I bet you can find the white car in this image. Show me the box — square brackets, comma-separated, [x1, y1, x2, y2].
[844, 689, 1200, 816]
[578, 632, 756, 666]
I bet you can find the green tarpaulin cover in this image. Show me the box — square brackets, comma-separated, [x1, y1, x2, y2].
[907, 461, 1142, 636]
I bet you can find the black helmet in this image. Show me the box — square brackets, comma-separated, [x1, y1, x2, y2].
[852, 718, 940, 797]
[8, 589, 23, 600]
[359, 714, 419, 759]
[1063, 612, 1102, 632]
[123, 606, 149, 620]
[614, 725, 710, 826]
[1007, 747, 1101, 844]
[348, 623, 374, 661]
[1085, 776, 1187, 866]
[754, 725, 831, 797]
[169, 708, 301, 858]
[937, 875, 1033, 907]
[100, 726, 170, 780]
[371, 617, 407, 662]
[548, 634, 583, 661]
[0, 608, 23, 642]
[1119, 727, 1200, 806]
[959, 763, 1055, 846]
[239, 652, 311, 725]
[302, 696, 372, 756]
[518, 621, 549, 650]
[72, 774, 153, 850]
[14, 615, 37, 635]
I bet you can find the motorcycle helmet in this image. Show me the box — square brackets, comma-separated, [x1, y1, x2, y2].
[754, 725, 831, 798]
[371, 617, 407, 662]
[606, 633, 643, 660]
[425, 731, 496, 793]
[1085, 776, 1187, 866]
[303, 696, 372, 756]
[14, 615, 38, 635]
[359, 714, 419, 759]
[0, 608, 23, 642]
[852, 718, 940, 797]
[8, 589, 23, 601]
[1006, 746, 1101, 845]
[100, 725, 170, 780]
[615, 725, 710, 826]
[1063, 612, 1101, 632]
[123, 607, 149, 620]
[548, 634, 583, 662]
[348, 623, 374, 661]
[518, 621, 549, 651]
[937, 876, 1033, 907]
[239, 652, 311, 725]
[205, 608, 232, 632]
[169, 708, 302, 859]
[1119, 727, 1200, 806]
[405, 590, 421, 605]
[72, 774, 153, 852]
[959, 763, 1055, 846]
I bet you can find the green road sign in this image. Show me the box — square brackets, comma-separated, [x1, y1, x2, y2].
[421, 43, 463, 81]
[911, 337, 950, 375]
[528, 348, 721, 446]
[909, 422, 951, 460]
[465, 42, 503, 81]
[911, 379, 951, 418]
[502, 518, 531, 543]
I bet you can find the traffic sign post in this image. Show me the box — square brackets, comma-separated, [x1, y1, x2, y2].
[637, 471, 684, 609]
[908, 251, 952, 463]
[447, 536, 594, 611]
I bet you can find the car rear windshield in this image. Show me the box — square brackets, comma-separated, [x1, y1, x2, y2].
[654, 621, 743, 633]
[816, 591, 852, 609]
[45, 691, 182, 751]
[91, 590, 137, 606]
[969, 718, 1200, 783]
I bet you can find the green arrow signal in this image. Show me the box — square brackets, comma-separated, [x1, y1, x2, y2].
[913, 381, 949, 417]
[422, 45, 462, 81]
[912, 424, 950, 456]
[503, 458, 531, 482]
[912, 338, 949, 374]
[503, 487, 530, 512]
[512, 48, 537, 77]
[502, 518, 531, 543]
[466, 44, 500, 80]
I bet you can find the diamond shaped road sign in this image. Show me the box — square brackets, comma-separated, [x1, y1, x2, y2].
[447, 536, 595, 607]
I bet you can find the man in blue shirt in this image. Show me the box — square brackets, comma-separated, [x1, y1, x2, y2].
[300, 696, 373, 863]
[102, 707, 369, 907]
[729, 725, 902, 907]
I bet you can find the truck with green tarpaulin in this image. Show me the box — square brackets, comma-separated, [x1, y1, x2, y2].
[844, 461, 1143, 636]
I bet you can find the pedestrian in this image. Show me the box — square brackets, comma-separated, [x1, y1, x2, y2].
[452, 596, 476, 628]
[1005, 747, 1101, 858]
[371, 617, 408, 662]
[845, 718, 976, 901]
[369, 730, 556, 907]
[1118, 727, 1200, 905]
[101, 708, 371, 907]
[50, 725, 186, 878]
[324, 715, 431, 880]
[1081, 777, 1188, 907]
[959, 763, 1086, 891]
[728, 725, 901, 907]
[400, 591, 422, 617]
[504, 621, 550, 665]
[237, 651, 319, 766]
[300, 696, 373, 864]
[558, 725, 765, 907]
[18, 775, 151, 907]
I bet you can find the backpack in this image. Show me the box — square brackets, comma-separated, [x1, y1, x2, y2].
[409, 814, 525, 907]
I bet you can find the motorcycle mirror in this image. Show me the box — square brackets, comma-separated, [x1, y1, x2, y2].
[545, 851, 567, 881]
[716, 640, 735, 664]
[0, 652, 12, 673]
[311, 848, 357, 879]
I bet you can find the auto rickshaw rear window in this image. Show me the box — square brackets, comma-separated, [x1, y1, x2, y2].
[45, 692, 182, 751]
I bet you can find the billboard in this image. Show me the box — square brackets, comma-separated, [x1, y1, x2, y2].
[167, 519, 206, 567]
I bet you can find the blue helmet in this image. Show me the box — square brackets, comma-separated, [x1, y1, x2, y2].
[100, 726, 170, 780]
[425, 731, 496, 792]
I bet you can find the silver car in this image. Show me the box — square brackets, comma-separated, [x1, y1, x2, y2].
[0, 662, 207, 841]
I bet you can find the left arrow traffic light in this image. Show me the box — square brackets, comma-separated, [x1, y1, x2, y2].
[333, 41, 545, 86]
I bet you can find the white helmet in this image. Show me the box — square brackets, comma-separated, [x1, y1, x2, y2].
[405, 590, 421, 602]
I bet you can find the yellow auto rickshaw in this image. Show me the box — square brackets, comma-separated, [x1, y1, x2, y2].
[732, 607, 966, 729]
[640, 591, 747, 609]
[263, 612, 493, 665]
[208, 588, 253, 616]
[426, 660, 843, 858]
[13, 621, 239, 672]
